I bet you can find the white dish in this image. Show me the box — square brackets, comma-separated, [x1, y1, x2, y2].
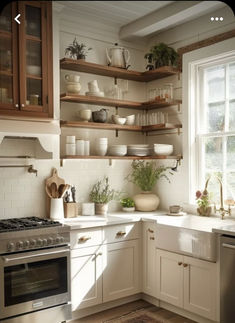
[127, 147, 151, 157]
[26, 65, 41, 76]
[85, 91, 104, 97]
[127, 144, 149, 148]
[154, 144, 173, 156]
[109, 145, 127, 156]
[126, 114, 135, 125]
[113, 117, 126, 125]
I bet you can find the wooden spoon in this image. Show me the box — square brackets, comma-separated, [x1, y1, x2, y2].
[59, 184, 70, 198]
[45, 185, 53, 198]
[50, 182, 58, 198]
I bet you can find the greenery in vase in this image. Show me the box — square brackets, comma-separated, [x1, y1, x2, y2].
[90, 177, 121, 204]
[121, 197, 135, 208]
[65, 38, 92, 60]
[196, 189, 211, 208]
[144, 43, 179, 69]
[126, 161, 172, 192]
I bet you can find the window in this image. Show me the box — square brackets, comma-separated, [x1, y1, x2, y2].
[195, 59, 235, 204]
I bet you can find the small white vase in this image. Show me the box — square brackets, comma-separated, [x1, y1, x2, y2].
[122, 207, 135, 212]
[133, 191, 159, 212]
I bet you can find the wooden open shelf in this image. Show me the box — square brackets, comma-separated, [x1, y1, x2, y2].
[60, 58, 179, 82]
[60, 93, 181, 110]
[62, 155, 182, 160]
[60, 121, 182, 133]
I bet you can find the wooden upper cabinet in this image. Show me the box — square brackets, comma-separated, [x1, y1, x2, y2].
[0, 1, 53, 118]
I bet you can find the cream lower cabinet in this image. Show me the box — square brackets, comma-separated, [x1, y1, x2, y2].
[142, 221, 157, 297]
[71, 245, 103, 311]
[156, 249, 217, 321]
[103, 239, 140, 302]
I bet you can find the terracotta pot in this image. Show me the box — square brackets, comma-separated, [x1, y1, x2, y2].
[95, 203, 108, 215]
[133, 191, 159, 212]
[197, 206, 212, 217]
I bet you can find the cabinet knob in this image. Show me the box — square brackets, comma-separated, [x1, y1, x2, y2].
[21, 103, 25, 108]
[178, 262, 182, 266]
[97, 252, 102, 256]
[183, 263, 188, 267]
[78, 236, 91, 243]
[15, 103, 19, 108]
[150, 237, 155, 240]
[116, 231, 126, 237]
[148, 228, 154, 233]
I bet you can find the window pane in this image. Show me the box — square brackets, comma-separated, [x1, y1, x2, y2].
[207, 102, 225, 132]
[229, 63, 235, 100]
[26, 6, 41, 38]
[206, 65, 225, 102]
[227, 172, 235, 201]
[0, 3, 12, 32]
[229, 100, 235, 131]
[205, 137, 223, 170]
[205, 171, 222, 204]
[227, 136, 235, 170]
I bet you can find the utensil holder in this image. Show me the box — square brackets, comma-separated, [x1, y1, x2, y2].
[64, 202, 78, 218]
[50, 198, 64, 220]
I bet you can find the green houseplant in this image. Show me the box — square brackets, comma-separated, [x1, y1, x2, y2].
[120, 197, 135, 212]
[196, 177, 212, 216]
[65, 38, 92, 60]
[126, 161, 172, 211]
[144, 43, 179, 69]
[90, 177, 121, 215]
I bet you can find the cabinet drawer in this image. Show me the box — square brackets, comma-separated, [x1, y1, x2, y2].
[70, 228, 103, 249]
[103, 223, 140, 244]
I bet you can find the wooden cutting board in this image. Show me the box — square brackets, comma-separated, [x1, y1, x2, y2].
[45, 168, 65, 217]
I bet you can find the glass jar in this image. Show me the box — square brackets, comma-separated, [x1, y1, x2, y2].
[164, 83, 174, 102]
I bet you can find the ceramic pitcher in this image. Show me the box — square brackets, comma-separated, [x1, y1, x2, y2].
[106, 43, 130, 68]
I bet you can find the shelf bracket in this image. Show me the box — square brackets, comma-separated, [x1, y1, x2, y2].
[115, 106, 118, 115]
[60, 159, 64, 167]
[178, 72, 181, 81]
[177, 102, 181, 112]
[109, 158, 113, 166]
[177, 128, 180, 135]
[116, 130, 119, 137]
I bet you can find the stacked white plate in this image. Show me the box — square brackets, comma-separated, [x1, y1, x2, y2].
[108, 145, 127, 156]
[85, 91, 104, 97]
[127, 144, 151, 156]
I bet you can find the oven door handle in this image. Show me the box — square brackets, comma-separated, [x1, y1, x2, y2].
[2, 248, 70, 263]
[222, 243, 235, 250]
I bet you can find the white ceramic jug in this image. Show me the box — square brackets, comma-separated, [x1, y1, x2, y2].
[106, 43, 130, 68]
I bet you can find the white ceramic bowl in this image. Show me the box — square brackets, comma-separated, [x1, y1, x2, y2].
[109, 145, 127, 156]
[126, 114, 135, 125]
[78, 109, 92, 122]
[66, 83, 81, 93]
[154, 144, 173, 156]
[26, 65, 41, 76]
[113, 116, 126, 125]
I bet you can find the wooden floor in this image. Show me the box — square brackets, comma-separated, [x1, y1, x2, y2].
[70, 300, 197, 323]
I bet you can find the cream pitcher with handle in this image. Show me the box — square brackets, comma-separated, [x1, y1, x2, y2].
[106, 43, 130, 69]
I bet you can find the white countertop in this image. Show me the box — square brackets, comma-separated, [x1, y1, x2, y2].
[61, 211, 235, 233]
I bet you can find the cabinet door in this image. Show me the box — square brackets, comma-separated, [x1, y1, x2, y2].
[142, 222, 157, 297]
[18, 1, 53, 117]
[71, 246, 103, 311]
[183, 256, 217, 320]
[156, 249, 183, 307]
[103, 240, 140, 303]
[0, 2, 19, 112]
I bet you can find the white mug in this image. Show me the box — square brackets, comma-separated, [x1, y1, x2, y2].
[76, 140, 85, 155]
[50, 198, 64, 220]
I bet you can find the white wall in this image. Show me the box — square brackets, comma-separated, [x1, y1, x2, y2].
[0, 3, 234, 219]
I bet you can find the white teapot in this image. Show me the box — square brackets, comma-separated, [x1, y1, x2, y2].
[106, 43, 130, 69]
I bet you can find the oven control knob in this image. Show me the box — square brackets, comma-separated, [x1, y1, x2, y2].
[7, 242, 15, 252]
[43, 238, 47, 246]
[24, 240, 30, 248]
[55, 237, 60, 244]
[17, 241, 24, 249]
[60, 236, 65, 243]
[47, 237, 54, 245]
[37, 238, 43, 247]
[30, 239, 36, 247]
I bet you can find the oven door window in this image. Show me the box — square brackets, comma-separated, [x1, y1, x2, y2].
[4, 257, 67, 306]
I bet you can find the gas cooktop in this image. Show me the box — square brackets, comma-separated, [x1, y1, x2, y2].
[0, 216, 61, 233]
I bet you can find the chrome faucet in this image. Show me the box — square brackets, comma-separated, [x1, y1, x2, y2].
[206, 176, 231, 220]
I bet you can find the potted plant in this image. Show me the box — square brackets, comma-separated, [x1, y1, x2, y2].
[126, 161, 172, 212]
[120, 197, 135, 212]
[89, 177, 121, 215]
[65, 38, 92, 60]
[196, 178, 212, 216]
[144, 43, 179, 69]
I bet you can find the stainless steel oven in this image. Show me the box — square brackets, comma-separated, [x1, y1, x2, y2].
[0, 245, 71, 321]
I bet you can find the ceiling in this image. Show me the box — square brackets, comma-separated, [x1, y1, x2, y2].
[56, 1, 227, 40]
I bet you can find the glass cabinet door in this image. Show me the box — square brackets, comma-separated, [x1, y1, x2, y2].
[0, 2, 19, 111]
[18, 1, 52, 117]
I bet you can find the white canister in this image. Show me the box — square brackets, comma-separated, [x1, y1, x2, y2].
[76, 139, 85, 155]
[66, 143, 76, 155]
[50, 198, 64, 220]
[82, 203, 95, 216]
[66, 135, 76, 144]
[84, 140, 90, 155]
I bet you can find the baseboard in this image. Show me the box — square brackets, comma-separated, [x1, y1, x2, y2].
[70, 293, 142, 320]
